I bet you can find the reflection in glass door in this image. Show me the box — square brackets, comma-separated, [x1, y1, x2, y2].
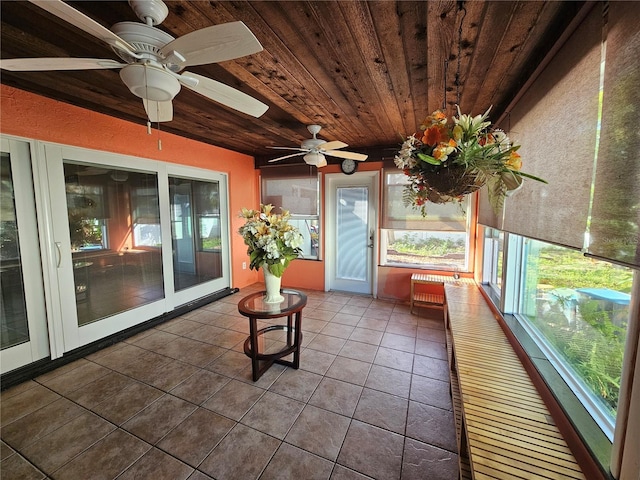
[64, 163, 165, 326]
[1, 139, 49, 373]
[170, 177, 222, 291]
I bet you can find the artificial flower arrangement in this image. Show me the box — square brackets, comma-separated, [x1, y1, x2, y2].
[394, 107, 546, 214]
[239, 204, 304, 277]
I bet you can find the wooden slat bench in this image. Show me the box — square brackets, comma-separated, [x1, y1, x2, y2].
[438, 280, 587, 480]
[410, 273, 449, 315]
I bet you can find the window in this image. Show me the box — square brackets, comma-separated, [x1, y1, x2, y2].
[482, 230, 634, 443]
[517, 238, 632, 437]
[381, 171, 470, 270]
[482, 227, 503, 293]
[261, 166, 320, 259]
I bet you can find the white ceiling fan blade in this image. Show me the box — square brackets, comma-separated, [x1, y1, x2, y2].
[320, 141, 348, 151]
[269, 146, 307, 152]
[161, 22, 263, 68]
[0, 58, 124, 71]
[180, 72, 268, 117]
[268, 152, 306, 163]
[143, 99, 173, 123]
[28, 0, 138, 58]
[324, 150, 368, 161]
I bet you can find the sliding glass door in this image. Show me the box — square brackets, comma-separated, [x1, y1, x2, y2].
[0, 138, 49, 373]
[43, 145, 230, 354]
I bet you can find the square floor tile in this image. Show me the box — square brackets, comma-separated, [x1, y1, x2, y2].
[169, 370, 231, 405]
[409, 375, 452, 411]
[309, 378, 363, 417]
[364, 365, 411, 398]
[122, 394, 197, 444]
[199, 424, 280, 480]
[91, 381, 164, 425]
[405, 401, 456, 453]
[269, 368, 323, 402]
[373, 347, 414, 373]
[285, 404, 350, 461]
[401, 438, 459, 480]
[157, 408, 235, 467]
[241, 391, 304, 439]
[51, 429, 150, 480]
[260, 442, 334, 480]
[118, 447, 194, 480]
[337, 420, 404, 480]
[21, 411, 116, 475]
[0, 397, 85, 450]
[353, 388, 408, 435]
[202, 379, 264, 421]
[326, 356, 371, 386]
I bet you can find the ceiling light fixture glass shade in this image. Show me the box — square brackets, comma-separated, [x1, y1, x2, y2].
[304, 152, 326, 167]
[119, 64, 181, 101]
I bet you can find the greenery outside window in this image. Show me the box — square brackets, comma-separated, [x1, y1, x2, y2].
[517, 237, 632, 439]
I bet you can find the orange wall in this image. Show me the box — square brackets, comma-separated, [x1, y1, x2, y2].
[1, 85, 475, 300]
[0, 85, 260, 288]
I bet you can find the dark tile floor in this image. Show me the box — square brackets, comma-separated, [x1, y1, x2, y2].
[0, 284, 459, 480]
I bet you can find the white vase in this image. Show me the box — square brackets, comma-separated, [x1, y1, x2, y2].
[263, 265, 285, 303]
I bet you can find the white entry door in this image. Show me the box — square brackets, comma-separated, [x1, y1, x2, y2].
[326, 172, 378, 294]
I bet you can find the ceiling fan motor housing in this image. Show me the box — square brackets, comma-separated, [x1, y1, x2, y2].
[128, 0, 169, 26]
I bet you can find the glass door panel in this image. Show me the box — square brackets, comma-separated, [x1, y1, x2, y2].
[1, 138, 49, 373]
[65, 163, 165, 326]
[337, 187, 369, 282]
[1, 153, 29, 348]
[170, 177, 222, 291]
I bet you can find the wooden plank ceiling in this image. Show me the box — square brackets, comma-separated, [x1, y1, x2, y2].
[1, 1, 585, 165]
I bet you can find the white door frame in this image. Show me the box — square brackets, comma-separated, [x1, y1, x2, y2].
[324, 171, 379, 296]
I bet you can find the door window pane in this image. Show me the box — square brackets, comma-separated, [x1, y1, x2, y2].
[337, 187, 368, 281]
[65, 164, 164, 326]
[170, 177, 222, 291]
[0, 153, 29, 349]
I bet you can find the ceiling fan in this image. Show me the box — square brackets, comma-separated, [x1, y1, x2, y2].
[269, 125, 368, 168]
[0, 0, 268, 122]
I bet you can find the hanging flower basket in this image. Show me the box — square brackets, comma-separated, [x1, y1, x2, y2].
[395, 107, 547, 215]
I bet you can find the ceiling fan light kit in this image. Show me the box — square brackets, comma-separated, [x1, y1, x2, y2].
[119, 64, 180, 102]
[0, 0, 269, 125]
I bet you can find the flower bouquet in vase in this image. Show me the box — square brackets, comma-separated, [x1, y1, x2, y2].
[239, 204, 304, 303]
[394, 107, 546, 215]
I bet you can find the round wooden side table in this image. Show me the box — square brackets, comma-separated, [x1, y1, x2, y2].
[237, 289, 307, 381]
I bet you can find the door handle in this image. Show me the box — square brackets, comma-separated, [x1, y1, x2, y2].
[55, 242, 62, 267]
[368, 229, 374, 248]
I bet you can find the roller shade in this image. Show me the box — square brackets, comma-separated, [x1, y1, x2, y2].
[587, 2, 640, 268]
[382, 170, 467, 230]
[501, 6, 602, 250]
[260, 165, 319, 216]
